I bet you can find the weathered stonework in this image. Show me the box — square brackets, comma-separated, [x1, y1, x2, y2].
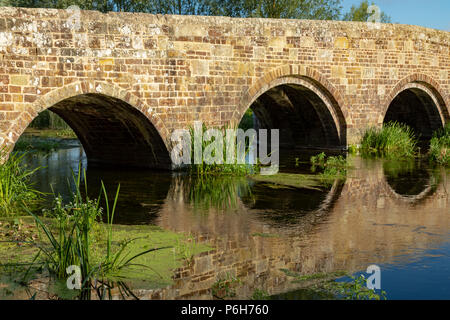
[0, 8, 449, 167]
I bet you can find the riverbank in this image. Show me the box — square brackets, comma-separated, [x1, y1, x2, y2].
[13, 129, 79, 152]
[0, 216, 212, 299]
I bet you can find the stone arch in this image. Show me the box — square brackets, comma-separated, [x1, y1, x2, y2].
[380, 74, 449, 139]
[11, 81, 172, 169]
[231, 65, 347, 147]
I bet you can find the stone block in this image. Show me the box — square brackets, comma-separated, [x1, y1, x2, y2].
[331, 66, 346, 78]
[334, 37, 349, 49]
[190, 60, 209, 76]
[10, 75, 30, 86]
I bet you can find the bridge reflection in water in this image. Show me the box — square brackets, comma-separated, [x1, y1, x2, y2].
[139, 157, 448, 299]
[23, 150, 449, 299]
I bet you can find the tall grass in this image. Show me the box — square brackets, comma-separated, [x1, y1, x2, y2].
[189, 123, 258, 176]
[429, 123, 450, 166]
[360, 121, 417, 158]
[0, 149, 41, 216]
[25, 169, 169, 300]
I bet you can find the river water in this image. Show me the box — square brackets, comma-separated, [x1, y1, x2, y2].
[21, 143, 450, 300]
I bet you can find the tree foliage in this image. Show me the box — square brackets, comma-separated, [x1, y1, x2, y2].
[1, 0, 394, 23]
[246, 0, 342, 19]
[342, 0, 391, 23]
[1, 0, 343, 20]
[0, 0, 106, 11]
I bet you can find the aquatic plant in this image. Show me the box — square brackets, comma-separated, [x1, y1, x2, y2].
[25, 169, 170, 300]
[250, 288, 271, 300]
[360, 121, 418, 158]
[310, 152, 327, 166]
[250, 172, 323, 191]
[40, 128, 77, 139]
[429, 123, 450, 166]
[347, 144, 358, 155]
[211, 273, 241, 299]
[0, 149, 41, 216]
[189, 123, 258, 176]
[320, 275, 387, 300]
[310, 152, 348, 181]
[281, 269, 387, 300]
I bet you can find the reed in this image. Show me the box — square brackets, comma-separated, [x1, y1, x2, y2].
[189, 123, 258, 176]
[310, 152, 348, 181]
[360, 121, 418, 158]
[0, 149, 41, 216]
[429, 123, 450, 166]
[25, 169, 169, 299]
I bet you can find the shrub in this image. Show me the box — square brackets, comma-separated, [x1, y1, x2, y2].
[320, 275, 387, 300]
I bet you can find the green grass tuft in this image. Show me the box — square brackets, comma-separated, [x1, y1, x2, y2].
[310, 152, 348, 183]
[0, 149, 41, 216]
[360, 121, 418, 159]
[189, 124, 258, 176]
[429, 123, 450, 166]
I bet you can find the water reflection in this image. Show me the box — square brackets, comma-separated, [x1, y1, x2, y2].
[240, 179, 344, 227]
[18, 148, 450, 299]
[182, 175, 252, 212]
[23, 145, 87, 202]
[154, 157, 449, 299]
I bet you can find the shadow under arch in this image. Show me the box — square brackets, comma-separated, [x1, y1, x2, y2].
[381, 75, 449, 140]
[15, 82, 172, 169]
[232, 66, 347, 149]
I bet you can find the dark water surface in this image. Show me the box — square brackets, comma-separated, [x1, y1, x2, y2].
[21, 145, 450, 300]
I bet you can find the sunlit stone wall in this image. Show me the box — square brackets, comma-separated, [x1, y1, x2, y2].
[0, 7, 449, 162]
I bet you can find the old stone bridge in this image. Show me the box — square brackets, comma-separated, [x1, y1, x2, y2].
[0, 7, 449, 169]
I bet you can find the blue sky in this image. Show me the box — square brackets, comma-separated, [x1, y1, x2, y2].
[341, 0, 450, 31]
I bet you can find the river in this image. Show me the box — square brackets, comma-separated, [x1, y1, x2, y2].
[20, 142, 450, 300]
